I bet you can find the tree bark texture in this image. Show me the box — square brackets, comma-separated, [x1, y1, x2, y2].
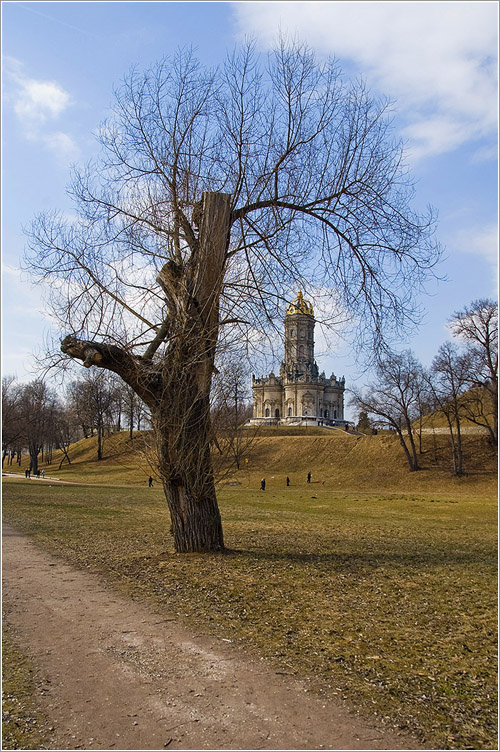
[152, 192, 231, 552]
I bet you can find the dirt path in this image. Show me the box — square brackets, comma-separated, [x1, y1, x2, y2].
[2, 523, 420, 751]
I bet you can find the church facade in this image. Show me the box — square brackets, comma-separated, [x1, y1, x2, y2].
[251, 291, 345, 425]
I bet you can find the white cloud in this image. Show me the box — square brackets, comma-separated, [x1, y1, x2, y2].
[452, 223, 499, 267]
[13, 78, 70, 124]
[231, 1, 498, 160]
[42, 131, 80, 164]
[4, 57, 80, 164]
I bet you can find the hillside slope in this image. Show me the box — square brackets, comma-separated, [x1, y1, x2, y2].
[4, 428, 496, 496]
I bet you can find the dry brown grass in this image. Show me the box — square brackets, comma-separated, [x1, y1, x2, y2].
[2, 429, 497, 748]
[3, 428, 496, 496]
[2, 465, 497, 750]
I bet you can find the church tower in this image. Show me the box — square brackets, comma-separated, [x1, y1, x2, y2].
[251, 291, 345, 424]
[282, 290, 318, 380]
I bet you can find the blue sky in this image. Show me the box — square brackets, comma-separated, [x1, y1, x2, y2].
[2, 1, 498, 415]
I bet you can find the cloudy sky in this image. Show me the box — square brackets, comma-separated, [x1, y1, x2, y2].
[2, 1, 498, 411]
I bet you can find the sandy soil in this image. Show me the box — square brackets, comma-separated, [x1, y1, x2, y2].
[2, 523, 421, 751]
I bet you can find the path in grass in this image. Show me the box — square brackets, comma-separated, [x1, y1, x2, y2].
[2, 523, 419, 751]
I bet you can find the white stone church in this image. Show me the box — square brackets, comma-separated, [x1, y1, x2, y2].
[250, 291, 345, 425]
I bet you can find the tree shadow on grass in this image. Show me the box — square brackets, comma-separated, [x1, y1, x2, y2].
[223, 546, 496, 570]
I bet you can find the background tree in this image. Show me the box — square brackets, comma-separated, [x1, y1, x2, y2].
[211, 358, 254, 473]
[449, 299, 498, 445]
[2, 376, 24, 466]
[67, 380, 94, 439]
[25, 41, 441, 552]
[425, 342, 472, 476]
[356, 411, 372, 433]
[18, 380, 58, 475]
[75, 372, 118, 460]
[350, 351, 423, 471]
[52, 403, 80, 469]
[121, 383, 151, 439]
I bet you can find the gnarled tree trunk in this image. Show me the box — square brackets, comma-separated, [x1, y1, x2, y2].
[60, 192, 231, 553]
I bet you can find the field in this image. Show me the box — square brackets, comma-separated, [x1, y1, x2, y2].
[2, 428, 497, 750]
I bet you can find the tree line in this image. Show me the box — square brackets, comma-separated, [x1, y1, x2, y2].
[2, 371, 151, 473]
[2, 359, 253, 475]
[351, 299, 498, 475]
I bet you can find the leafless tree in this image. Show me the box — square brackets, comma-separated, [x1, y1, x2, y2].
[72, 372, 118, 460]
[25, 41, 441, 551]
[2, 376, 24, 466]
[350, 350, 423, 471]
[449, 299, 498, 445]
[211, 358, 254, 473]
[17, 380, 58, 475]
[425, 342, 472, 476]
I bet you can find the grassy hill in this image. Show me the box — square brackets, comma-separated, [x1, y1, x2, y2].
[418, 387, 495, 430]
[4, 426, 496, 496]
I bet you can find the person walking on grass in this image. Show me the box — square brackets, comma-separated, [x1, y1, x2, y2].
[286, 476, 290, 487]
[260, 478, 266, 491]
[307, 472, 311, 483]
[148, 476, 153, 487]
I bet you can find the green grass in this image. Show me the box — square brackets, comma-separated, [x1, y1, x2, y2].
[2, 478, 497, 749]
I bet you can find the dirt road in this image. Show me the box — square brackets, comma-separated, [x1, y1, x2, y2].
[2, 523, 419, 750]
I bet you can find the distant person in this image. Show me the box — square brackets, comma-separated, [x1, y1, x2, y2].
[260, 478, 266, 491]
[36, 469, 41, 478]
[307, 472, 311, 483]
[41, 469, 45, 478]
[25, 468, 29, 479]
[148, 476, 153, 487]
[286, 476, 290, 486]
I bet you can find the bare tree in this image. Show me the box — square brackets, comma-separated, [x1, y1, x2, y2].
[25, 42, 441, 551]
[350, 351, 423, 471]
[425, 342, 473, 476]
[18, 380, 58, 475]
[449, 299, 498, 445]
[2, 376, 25, 466]
[211, 358, 254, 472]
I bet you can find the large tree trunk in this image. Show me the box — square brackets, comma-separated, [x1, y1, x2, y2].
[154, 393, 224, 552]
[153, 192, 231, 552]
[60, 192, 232, 553]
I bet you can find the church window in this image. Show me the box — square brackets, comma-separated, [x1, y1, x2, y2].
[288, 406, 292, 416]
[291, 329, 295, 337]
[275, 408, 280, 418]
[334, 409, 337, 418]
[265, 408, 270, 417]
[324, 409, 329, 419]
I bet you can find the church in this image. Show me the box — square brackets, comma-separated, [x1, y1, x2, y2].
[250, 291, 345, 425]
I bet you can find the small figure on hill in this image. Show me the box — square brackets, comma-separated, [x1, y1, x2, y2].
[260, 478, 266, 491]
[286, 476, 290, 486]
[24, 468, 29, 478]
[41, 469, 45, 478]
[36, 469, 41, 478]
[148, 476, 153, 487]
[307, 472, 311, 483]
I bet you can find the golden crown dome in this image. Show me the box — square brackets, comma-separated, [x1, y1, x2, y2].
[286, 290, 314, 317]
